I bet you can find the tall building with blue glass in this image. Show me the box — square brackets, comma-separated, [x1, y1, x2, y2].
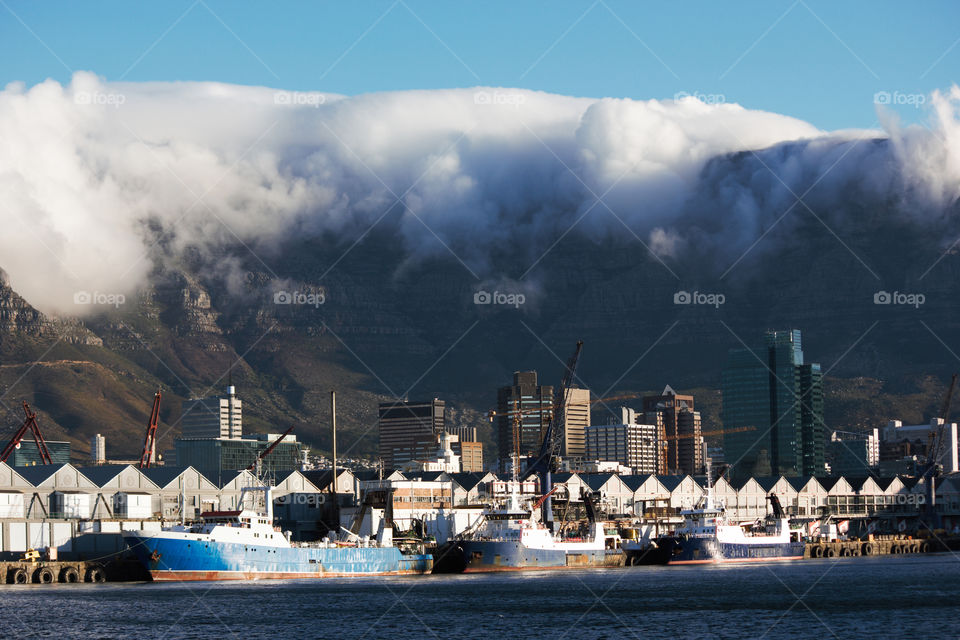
[722, 329, 825, 478]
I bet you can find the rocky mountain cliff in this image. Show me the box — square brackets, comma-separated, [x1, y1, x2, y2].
[0, 208, 956, 465]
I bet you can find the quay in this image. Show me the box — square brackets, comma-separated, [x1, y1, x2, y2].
[803, 535, 960, 558]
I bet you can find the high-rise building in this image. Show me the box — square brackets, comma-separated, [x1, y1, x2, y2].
[175, 433, 300, 485]
[880, 419, 959, 474]
[586, 408, 659, 474]
[446, 426, 477, 443]
[643, 385, 703, 475]
[378, 399, 446, 470]
[444, 426, 483, 472]
[496, 371, 553, 472]
[91, 433, 106, 465]
[456, 441, 484, 472]
[722, 329, 825, 478]
[562, 388, 590, 462]
[181, 386, 243, 440]
[827, 429, 880, 476]
[10, 441, 70, 466]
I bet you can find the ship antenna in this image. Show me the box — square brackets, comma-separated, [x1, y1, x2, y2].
[705, 457, 714, 510]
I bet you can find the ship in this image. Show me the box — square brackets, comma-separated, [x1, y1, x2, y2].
[432, 479, 624, 573]
[624, 479, 804, 565]
[123, 486, 433, 581]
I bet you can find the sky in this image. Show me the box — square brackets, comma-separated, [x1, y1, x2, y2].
[1, 0, 957, 131]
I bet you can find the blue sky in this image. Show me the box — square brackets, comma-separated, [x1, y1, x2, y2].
[1, 0, 957, 130]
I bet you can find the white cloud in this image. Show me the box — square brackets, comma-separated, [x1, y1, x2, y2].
[0, 72, 956, 313]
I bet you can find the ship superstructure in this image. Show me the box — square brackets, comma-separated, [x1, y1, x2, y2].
[124, 485, 432, 581]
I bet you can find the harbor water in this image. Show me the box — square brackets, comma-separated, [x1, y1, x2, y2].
[1, 554, 957, 639]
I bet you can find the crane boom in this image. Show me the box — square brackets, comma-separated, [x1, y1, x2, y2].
[246, 426, 295, 471]
[0, 403, 53, 464]
[138, 390, 162, 469]
[521, 340, 583, 480]
[930, 373, 957, 467]
[661, 426, 756, 441]
[922, 373, 958, 530]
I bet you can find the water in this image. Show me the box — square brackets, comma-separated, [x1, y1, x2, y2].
[2, 554, 958, 639]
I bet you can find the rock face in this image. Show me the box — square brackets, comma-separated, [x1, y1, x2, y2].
[0, 273, 101, 346]
[1, 184, 959, 461]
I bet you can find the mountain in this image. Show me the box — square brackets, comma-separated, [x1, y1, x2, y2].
[1, 201, 957, 465]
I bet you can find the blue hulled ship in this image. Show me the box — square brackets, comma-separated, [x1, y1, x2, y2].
[433, 480, 623, 573]
[624, 483, 804, 565]
[123, 487, 432, 581]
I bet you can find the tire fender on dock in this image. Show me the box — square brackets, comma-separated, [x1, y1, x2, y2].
[862, 543, 874, 556]
[86, 566, 106, 583]
[60, 567, 80, 583]
[36, 567, 55, 584]
[812, 545, 824, 558]
[825, 547, 837, 558]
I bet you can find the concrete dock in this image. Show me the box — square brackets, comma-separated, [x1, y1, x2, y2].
[804, 537, 934, 558]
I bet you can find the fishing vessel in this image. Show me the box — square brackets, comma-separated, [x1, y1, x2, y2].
[432, 479, 623, 573]
[123, 486, 433, 581]
[625, 475, 804, 565]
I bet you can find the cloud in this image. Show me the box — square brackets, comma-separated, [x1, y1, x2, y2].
[0, 72, 956, 313]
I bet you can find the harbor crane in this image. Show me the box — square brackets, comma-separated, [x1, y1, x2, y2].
[921, 373, 957, 530]
[245, 425, 296, 472]
[519, 340, 584, 529]
[488, 392, 640, 473]
[0, 402, 53, 464]
[138, 390, 162, 469]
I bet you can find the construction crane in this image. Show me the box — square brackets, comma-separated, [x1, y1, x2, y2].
[0, 402, 53, 464]
[245, 426, 295, 472]
[138, 390, 162, 469]
[660, 426, 757, 441]
[488, 391, 639, 472]
[519, 341, 583, 529]
[922, 373, 957, 530]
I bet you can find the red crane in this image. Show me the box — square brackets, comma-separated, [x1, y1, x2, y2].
[246, 425, 296, 471]
[0, 402, 54, 464]
[138, 390, 162, 469]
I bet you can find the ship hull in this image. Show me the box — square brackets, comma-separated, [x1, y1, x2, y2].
[123, 532, 432, 581]
[657, 536, 805, 565]
[432, 539, 623, 573]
